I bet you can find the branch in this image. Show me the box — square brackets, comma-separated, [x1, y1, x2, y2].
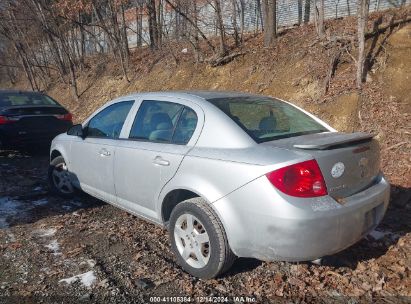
[208, 51, 246, 67]
[365, 15, 411, 39]
[164, 0, 215, 52]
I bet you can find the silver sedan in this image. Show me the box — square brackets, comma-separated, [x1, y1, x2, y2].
[49, 91, 390, 278]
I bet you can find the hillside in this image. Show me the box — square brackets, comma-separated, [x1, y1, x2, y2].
[1, 8, 409, 187]
[0, 8, 410, 302]
[34, 9, 410, 191]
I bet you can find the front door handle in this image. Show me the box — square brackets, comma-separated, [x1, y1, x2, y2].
[99, 148, 111, 157]
[153, 156, 170, 166]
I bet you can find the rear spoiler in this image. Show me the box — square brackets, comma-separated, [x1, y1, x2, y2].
[293, 132, 375, 150]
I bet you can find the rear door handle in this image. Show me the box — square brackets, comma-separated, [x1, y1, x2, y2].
[99, 148, 111, 157]
[153, 156, 170, 166]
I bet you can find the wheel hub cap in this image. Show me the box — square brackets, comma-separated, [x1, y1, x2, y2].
[52, 163, 73, 194]
[174, 214, 210, 268]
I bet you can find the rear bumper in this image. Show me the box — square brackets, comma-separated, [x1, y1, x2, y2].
[0, 123, 71, 148]
[212, 175, 390, 261]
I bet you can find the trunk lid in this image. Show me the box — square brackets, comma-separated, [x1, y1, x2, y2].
[1, 105, 68, 129]
[262, 132, 380, 199]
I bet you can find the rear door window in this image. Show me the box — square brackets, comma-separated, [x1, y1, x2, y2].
[87, 101, 134, 139]
[129, 100, 198, 144]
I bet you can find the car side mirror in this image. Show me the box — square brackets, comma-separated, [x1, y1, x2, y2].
[67, 124, 85, 138]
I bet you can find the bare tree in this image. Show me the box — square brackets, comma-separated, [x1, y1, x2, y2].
[164, 0, 215, 53]
[213, 0, 227, 56]
[304, 0, 311, 23]
[147, 0, 159, 49]
[238, 0, 245, 42]
[357, 0, 370, 88]
[314, 0, 325, 38]
[231, 0, 240, 47]
[135, 0, 144, 47]
[261, 0, 277, 47]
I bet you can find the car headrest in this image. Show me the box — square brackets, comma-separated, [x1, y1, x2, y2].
[259, 116, 277, 131]
[151, 113, 172, 130]
[157, 122, 173, 130]
[149, 130, 172, 142]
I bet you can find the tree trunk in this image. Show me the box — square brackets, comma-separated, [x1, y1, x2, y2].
[256, 0, 263, 32]
[214, 0, 227, 56]
[68, 59, 79, 101]
[147, 0, 159, 49]
[135, 3, 143, 47]
[232, 0, 240, 47]
[156, 0, 163, 46]
[78, 14, 86, 69]
[14, 43, 37, 91]
[357, 0, 370, 88]
[261, 0, 277, 47]
[318, 0, 325, 38]
[304, 0, 311, 23]
[239, 0, 245, 42]
[120, 4, 130, 58]
[92, 1, 116, 54]
[192, 0, 201, 62]
[6, 67, 17, 85]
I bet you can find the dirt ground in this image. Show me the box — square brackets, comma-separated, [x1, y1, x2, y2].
[0, 150, 410, 304]
[0, 114, 410, 294]
[0, 7, 410, 304]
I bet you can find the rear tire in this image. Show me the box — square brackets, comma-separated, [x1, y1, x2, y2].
[169, 197, 236, 279]
[48, 156, 75, 198]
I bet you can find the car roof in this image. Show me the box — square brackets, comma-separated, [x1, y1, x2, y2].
[119, 90, 264, 104]
[170, 90, 262, 100]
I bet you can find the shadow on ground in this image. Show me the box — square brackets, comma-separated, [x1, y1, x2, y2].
[0, 148, 105, 229]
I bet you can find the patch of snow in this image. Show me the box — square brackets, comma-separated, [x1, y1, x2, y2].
[33, 186, 43, 191]
[35, 228, 57, 237]
[369, 230, 390, 240]
[368, 229, 400, 241]
[45, 240, 61, 255]
[0, 218, 8, 229]
[80, 259, 96, 268]
[32, 198, 48, 206]
[6, 232, 16, 243]
[59, 271, 97, 288]
[0, 197, 24, 229]
[69, 201, 83, 207]
[87, 259, 96, 268]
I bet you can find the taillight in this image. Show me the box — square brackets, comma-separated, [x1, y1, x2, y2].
[0, 115, 17, 125]
[266, 159, 328, 197]
[55, 113, 73, 121]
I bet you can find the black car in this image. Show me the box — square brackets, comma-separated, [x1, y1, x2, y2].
[0, 90, 73, 149]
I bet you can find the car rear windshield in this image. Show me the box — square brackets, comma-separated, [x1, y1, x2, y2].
[208, 97, 328, 143]
[0, 92, 58, 107]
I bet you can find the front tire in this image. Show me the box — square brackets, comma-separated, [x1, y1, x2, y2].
[48, 156, 75, 198]
[169, 197, 236, 279]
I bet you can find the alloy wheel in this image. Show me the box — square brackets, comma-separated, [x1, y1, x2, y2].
[174, 213, 210, 268]
[52, 162, 73, 194]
